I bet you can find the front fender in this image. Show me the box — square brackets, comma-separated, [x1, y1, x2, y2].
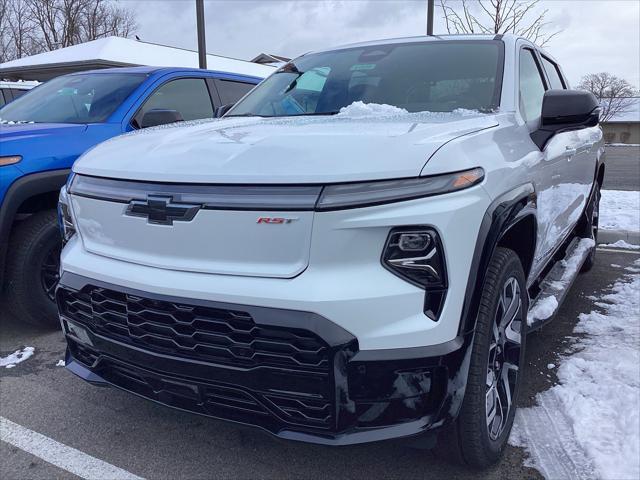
[459, 183, 537, 335]
[0, 169, 71, 286]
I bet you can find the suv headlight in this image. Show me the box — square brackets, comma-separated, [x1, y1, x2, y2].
[58, 185, 76, 245]
[316, 167, 484, 211]
[382, 226, 447, 321]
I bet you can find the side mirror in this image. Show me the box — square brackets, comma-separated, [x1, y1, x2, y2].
[215, 104, 234, 118]
[140, 109, 183, 128]
[531, 90, 600, 150]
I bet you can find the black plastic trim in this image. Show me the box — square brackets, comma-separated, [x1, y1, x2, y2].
[0, 169, 70, 286]
[58, 272, 474, 445]
[352, 336, 463, 362]
[459, 183, 537, 335]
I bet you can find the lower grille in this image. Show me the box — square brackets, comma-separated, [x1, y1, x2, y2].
[59, 286, 329, 371]
[59, 284, 337, 430]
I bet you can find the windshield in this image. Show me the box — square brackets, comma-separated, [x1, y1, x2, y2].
[0, 73, 146, 124]
[228, 40, 503, 117]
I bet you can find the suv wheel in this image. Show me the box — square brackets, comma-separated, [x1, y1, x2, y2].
[5, 210, 61, 328]
[580, 187, 600, 273]
[436, 247, 527, 468]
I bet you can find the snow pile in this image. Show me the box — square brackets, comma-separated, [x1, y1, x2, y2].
[337, 101, 408, 118]
[512, 267, 640, 479]
[0, 347, 35, 369]
[56, 360, 66, 367]
[528, 296, 558, 324]
[601, 240, 640, 250]
[558, 238, 595, 278]
[600, 190, 640, 232]
[336, 101, 482, 119]
[527, 238, 594, 326]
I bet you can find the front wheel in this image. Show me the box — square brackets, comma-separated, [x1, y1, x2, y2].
[4, 210, 61, 328]
[436, 247, 527, 468]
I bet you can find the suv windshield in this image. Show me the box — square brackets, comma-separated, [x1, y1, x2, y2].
[0, 73, 146, 124]
[228, 40, 502, 117]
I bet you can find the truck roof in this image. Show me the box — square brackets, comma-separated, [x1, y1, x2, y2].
[66, 65, 263, 80]
[312, 33, 534, 54]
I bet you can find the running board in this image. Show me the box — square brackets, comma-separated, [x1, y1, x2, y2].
[527, 237, 595, 331]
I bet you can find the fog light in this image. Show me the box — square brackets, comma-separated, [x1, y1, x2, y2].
[398, 232, 431, 252]
[382, 227, 447, 320]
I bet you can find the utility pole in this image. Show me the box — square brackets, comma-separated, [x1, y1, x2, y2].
[426, 0, 434, 36]
[196, 0, 207, 69]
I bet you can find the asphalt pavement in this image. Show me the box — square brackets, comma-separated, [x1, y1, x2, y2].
[2, 248, 637, 480]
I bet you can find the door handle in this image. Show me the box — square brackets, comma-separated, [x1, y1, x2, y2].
[577, 142, 595, 154]
[564, 147, 577, 158]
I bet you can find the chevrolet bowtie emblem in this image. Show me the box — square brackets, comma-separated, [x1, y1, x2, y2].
[125, 196, 201, 225]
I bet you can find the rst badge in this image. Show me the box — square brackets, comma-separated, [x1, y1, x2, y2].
[256, 217, 299, 224]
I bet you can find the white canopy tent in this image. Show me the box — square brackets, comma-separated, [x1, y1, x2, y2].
[0, 36, 275, 81]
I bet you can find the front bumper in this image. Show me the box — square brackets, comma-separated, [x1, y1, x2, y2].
[58, 272, 471, 445]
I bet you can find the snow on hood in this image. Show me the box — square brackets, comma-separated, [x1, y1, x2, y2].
[73, 106, 498, 184]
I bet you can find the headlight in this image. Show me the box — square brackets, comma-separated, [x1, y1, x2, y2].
[0, 155, 22, 166]
[382, 226, 447, 321]
[316, 167, 484, 211]
[58, 186, 76, 245]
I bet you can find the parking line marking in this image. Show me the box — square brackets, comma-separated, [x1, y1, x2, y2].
[0, 417, 144, 480]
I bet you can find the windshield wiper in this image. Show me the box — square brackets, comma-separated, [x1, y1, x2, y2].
[291, 111, 340, 116]
[226, 111, 340, 118]
[225, 113, 264, 118]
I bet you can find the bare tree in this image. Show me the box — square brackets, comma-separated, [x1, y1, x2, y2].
[0, 0, 137, 63]
[578, 73, 639, 123]
[439, 0, 561, 46]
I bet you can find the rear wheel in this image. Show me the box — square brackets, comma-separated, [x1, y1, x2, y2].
[580, 187, 600, 273]
[436, 247, 527, 468]
[4, 210, 61, 328]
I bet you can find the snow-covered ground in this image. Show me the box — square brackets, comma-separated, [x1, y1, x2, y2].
[512, 262, 640, 480]
[0, 347, 35, 369]
[601, 240, 640, 250]
[600, 190, 640, 232]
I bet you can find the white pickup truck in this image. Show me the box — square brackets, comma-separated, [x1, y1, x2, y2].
[57, 34, 603, 468]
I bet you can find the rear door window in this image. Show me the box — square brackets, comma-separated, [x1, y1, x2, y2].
[541, 56, 565, 90]
[134, 78, 215, 127]
[0, 90, 6, 107]
[10, 88, 28, 100]
[215, 80, 255, 105]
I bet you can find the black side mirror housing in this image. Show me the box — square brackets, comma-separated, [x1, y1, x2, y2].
[140, 109, 183, 128]
[215, 104, 234, 118]
[531, 90, 600, 150]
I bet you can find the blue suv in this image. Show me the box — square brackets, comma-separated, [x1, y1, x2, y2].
[0, 66, 264, 326]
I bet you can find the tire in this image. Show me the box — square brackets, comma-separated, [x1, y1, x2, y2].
[580, 187, 600, 273]
[436, 247, 527, 468]
[4, 210, 61, 328]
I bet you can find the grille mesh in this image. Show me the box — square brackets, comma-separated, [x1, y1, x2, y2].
[60, 285, 335, 429]
[60, 286, 329, 371]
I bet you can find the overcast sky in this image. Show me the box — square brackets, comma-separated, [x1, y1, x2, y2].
[128, 0, 640, 87]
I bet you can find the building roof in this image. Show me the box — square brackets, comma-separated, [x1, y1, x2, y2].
[251, 53, 291, 65]
[0, 36, 275, 81]
[603, 97, 640, 123]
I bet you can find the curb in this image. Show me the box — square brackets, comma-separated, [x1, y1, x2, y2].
[599, 229, 640, 246]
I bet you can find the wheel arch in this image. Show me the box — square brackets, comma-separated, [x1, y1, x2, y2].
[458, 184, 537, 335]
[0, 169, 70, 287]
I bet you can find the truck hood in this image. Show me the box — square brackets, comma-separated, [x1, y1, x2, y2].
[73, 113, 498, 184]
[0, 122, 88, 140]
